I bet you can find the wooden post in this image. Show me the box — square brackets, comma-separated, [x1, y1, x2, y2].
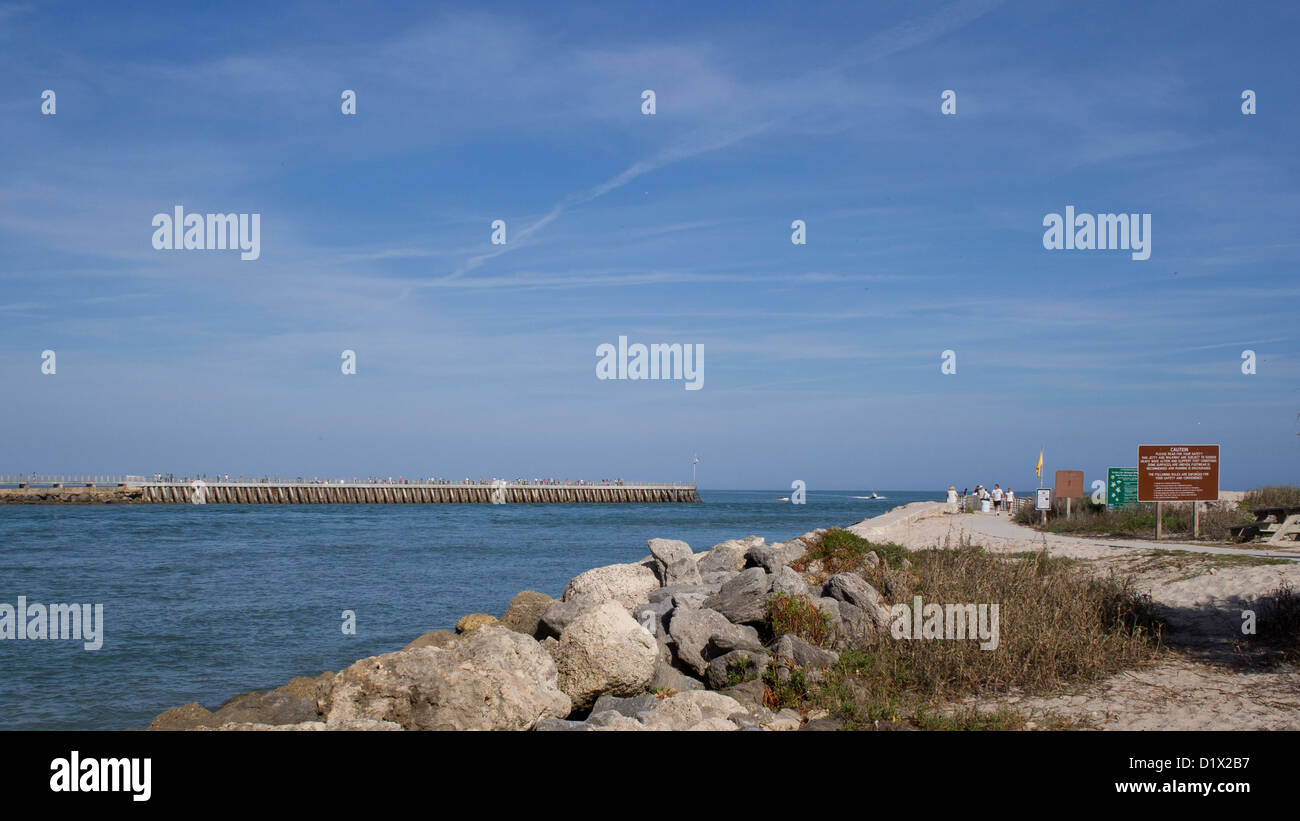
[1193, 502, 1201, 539]
[1066, 497, 1072, 520]
[1155, 502, 1162, 541]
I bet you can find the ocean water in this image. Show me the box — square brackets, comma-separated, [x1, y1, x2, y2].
[0, 489, 938, 731]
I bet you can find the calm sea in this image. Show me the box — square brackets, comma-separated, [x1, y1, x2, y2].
[0, 489, 938, 730]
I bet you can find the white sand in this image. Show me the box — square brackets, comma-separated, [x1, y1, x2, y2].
[846, 503, 1300, 730]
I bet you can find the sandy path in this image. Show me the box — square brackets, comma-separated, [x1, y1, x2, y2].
[957, 658, 1300, 730]
[851, 502, 1300, 561]
[847, 503, 1300, 730]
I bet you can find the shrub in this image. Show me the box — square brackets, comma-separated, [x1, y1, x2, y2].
[792, 527, 911, 573]
[1255, 582, 1300, 662]
[761, 658, 811, 711]
[766, 593, 836, 648]
[725, 654, 761, 687]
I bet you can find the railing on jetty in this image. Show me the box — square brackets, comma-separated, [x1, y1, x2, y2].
[0, 475, 701, 504]
[0, 474, 147, 486]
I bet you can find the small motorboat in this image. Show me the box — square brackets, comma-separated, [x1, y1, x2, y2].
[777, 496, 790, 502]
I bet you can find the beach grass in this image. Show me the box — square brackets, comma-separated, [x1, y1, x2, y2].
[1243, 486, 1300, 508]
[765, 538, 1165, 729]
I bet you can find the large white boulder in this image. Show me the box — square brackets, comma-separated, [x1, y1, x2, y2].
[554, 601, 658, 710]
[323, 626, 571, 730]
[562, 562, 661, 611]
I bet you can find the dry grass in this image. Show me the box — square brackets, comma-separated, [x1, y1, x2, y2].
[766, 593, 837, 648]
[1014, 498, 1252, 541]
[1243, 486, 1300, 509]
[766, 539, 1166, 730]
[1014, 485, 1300, 542]
[1255, 582, 1300, 662]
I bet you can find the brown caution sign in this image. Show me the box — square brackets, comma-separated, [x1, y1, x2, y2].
[1054, 470, 1084, 498]
[1137, 445, 1219, 502]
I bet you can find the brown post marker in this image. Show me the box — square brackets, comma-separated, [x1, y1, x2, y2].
[1155, 502, 1162, 541]
[1193, 502, 1201, 539]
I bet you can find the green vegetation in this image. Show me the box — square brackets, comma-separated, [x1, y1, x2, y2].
[792, 527, 912, 574]
[793, 528, 872, 574]
[724, 654, 761, 687]
[761, 660, 812, 711]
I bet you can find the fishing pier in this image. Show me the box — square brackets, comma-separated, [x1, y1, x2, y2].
[0, 475, 701, 505]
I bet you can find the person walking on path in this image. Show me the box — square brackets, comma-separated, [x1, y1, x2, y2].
[992, 484, 1004, 514]
[946, 485, 959, 514]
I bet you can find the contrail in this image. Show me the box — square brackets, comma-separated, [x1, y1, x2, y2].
[439, 0, 1004, 282]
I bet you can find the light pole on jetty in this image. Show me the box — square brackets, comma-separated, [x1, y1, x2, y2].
[692, 455, 699, 486]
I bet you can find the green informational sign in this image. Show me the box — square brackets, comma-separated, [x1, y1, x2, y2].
[1107, 467, 1139, 509]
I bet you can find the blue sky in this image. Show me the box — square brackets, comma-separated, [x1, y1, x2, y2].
[1, 0, 1297, 490]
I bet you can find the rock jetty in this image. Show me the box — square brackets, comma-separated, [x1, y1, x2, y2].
[149, 527, 899, 731]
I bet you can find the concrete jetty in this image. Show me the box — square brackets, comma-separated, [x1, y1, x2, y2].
[0, 475, 701, 505]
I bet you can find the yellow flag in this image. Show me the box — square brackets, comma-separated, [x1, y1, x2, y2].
[1035, 447, 1043, 478]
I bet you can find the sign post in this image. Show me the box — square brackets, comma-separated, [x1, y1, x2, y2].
[1138, 445, 1220, 542]
[1035, 487, 1052, 525]
[1054, 470, 1083, 520]
[1106, 467, 1139, 509]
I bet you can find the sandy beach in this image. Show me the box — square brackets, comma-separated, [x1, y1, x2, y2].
[850, 502, 1300, 730]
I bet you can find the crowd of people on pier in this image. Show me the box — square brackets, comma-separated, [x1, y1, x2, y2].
[14, 472, 670, 488]
[141, 474, 641, 486]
